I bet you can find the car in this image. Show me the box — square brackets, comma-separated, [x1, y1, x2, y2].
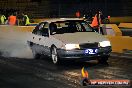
[27, 18, 112, 64]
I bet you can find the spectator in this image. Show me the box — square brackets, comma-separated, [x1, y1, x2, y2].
[22, 13, 30, 26]
[91, 10, 104, 34]
[8, 13, 16, 25]
[14, 11, 19, 25]
[76, 10, 81, 18]
[0, 14, 6, 24]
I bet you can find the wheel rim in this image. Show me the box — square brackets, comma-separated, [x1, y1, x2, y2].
[51, 47, 58, 64]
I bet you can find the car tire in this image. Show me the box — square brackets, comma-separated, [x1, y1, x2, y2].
[51, 46, 60, 65]
[98, 56, 109, 64]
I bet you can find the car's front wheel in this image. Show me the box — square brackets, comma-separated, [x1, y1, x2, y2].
[97, 56, 109, 64]
[51, 46, 60, 65]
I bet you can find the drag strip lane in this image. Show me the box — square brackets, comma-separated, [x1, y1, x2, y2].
[0, 27, 132, 88]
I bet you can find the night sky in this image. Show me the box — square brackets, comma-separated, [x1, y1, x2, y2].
[47, 0, 132, 17]
[0, 0, 132, 18]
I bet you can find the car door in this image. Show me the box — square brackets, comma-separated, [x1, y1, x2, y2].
[38, 22, 51, 56]
[31, 22, 46, 54]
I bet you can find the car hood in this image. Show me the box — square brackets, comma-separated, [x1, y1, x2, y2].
[52, 32, 108, 44]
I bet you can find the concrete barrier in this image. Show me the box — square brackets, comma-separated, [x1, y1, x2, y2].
[106, 35, 132, 53]
[102, 24, 131, 52]
[118, 23, 132, 28]
[102, 24, 122, 36]
[109, 17, 132, 23]
[0, 25, 34, 32]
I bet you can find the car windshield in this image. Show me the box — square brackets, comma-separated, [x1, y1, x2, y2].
[50, 20, 94, 34]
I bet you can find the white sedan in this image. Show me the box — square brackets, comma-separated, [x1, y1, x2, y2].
[27, 18, 112, 64]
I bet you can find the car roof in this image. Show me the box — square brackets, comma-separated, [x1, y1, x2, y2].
[41, 18, 84, 23]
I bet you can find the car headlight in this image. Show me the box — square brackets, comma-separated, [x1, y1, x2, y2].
[99, 41, 111, 47]
[64, 44, 80, 50]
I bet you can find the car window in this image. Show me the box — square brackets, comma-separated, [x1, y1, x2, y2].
[52, 20, 94, 34]
[32, 24, 39, 34]
[81, 22, 92, 31]
[39, 23, 45, 30]
[76, 22, 83, 31]
[36, 23, 45, 36]
[32, 22, 44, 34]
[49, 22, 57, 35]
[32, 22, 49, 37]
[41, 22, 49, 37]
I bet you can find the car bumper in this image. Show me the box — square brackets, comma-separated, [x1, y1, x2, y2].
[57, 46, 112, 61]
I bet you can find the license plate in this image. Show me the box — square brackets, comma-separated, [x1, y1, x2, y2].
[85, 49, 98, 54]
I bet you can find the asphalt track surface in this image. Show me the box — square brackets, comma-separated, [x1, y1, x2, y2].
[0, 27, 132, 88]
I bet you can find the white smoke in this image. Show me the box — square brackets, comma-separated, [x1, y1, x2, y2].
[0, 27, 33, 58]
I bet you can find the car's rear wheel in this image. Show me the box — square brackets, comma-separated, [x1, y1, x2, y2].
[51, 46, 60, 64]
[98, 56, 109, 64]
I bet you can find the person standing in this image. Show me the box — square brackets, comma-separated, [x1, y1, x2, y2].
[14, 11, 19, 25]
[0, 14, 6, 24]
[76, 10, 81, 18]
[8, 13, 16, 25]
[22, 13, 30, 26]
[91, 10, 104, 34]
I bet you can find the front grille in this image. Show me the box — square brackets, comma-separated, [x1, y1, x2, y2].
[79, 43, 98, 49]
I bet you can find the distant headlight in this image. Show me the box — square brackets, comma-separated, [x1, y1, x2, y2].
[99, 41, 111, 47]
[64, 44, 80, 50]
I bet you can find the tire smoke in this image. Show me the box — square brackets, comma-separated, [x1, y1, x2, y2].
[0, 28, 33, 59]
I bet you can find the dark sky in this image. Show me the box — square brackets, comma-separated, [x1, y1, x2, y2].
[47, 0, 132, 16]
[0, 0, 131, 17]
